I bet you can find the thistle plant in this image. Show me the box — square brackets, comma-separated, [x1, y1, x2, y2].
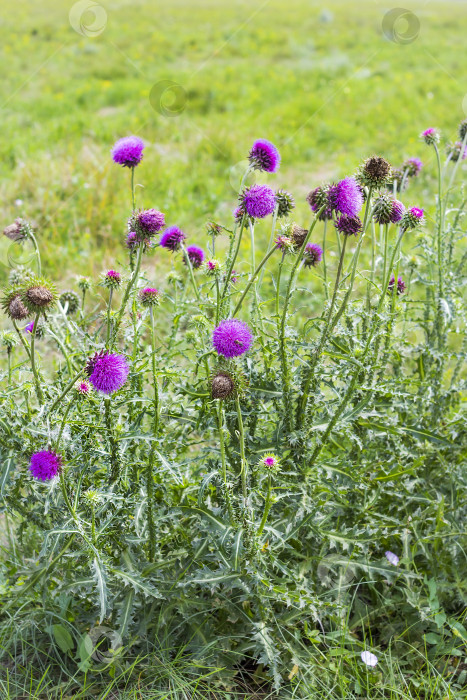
[0, 127, 465, 694]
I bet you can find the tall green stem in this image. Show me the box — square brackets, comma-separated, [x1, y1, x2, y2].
[257, 476, 272, 538]
[106, 288, 113, 348]
[112, 243, 143, 345]
[29, 231, 41, 276]
[235, 394, 248, 502]
[147, 306, 159, 561]
[30, 312, 44, 404]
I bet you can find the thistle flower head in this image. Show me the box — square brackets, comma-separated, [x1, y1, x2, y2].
[303, 242, 323, 267]
[388, 275, 406, 296]
[358, 156, 392, 189]
[233, 205, 249, 225]
[257, 453, 281, 474]
[21, 278, 57, 314]
[421, 127, 440, 145]
[184, 245, 205, 269]
[248, 139, 281, 173]
[101, 270, 121, 290]
[403, 157, 423, 177]
[77, 276, 91, 292]
[0, 330, 17, 351]
[204, 259, 222, 276]
[86, 351, 130, 394]
[240, 184, 276, 219]
[3, 218, 33, 242]
[401, 206, 424, 231]
[212, 319, 253, 358]
[30, 450, 62, 481]
[136, 208, 165, 236]
[159, 225, 186, 251]
[334, 214, 363, 236]
[125, 231, 139, 250]
[290, 224, 308, 248]
[274, 235, 294, 252]
[83, 489, 101, 507]
[306, 185, 333, 220]
[373, 194, 405, 225]
[111, 136, 145, 168]
[138, 287, 161, 307]
[1, 288, 30, 320]
[328, 177, 364, 216]
[59, 290, 80, 315]
[76, 380, 91, 395]
[275, 189, 295, 218]
[447, 141, 467, 162]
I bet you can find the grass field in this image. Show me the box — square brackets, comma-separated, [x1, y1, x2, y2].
[0, 0, 466, 281]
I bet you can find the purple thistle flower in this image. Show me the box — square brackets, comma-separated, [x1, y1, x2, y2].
[373, 195, 405, 225]
[30, 450, 62, 481]
[139, 287, 161, 306]
[184, 245, 205, 269]
[388, 275, 406, 295]
[102, 269, 121, 290]
[212, 319, 253, 358]
[241, 184, 276, 219]
[274, 235, 294, 252]
[126, 231, 138, 250]
[335, 214, 363, 236]
[303, 243, 323, 267]
[328, 178, 363, 217]
[137, 208, 165, 236]
[421, 127, 440, 145]
[24, 321, 35, 334]
[248, 139, 281, 173]
[410, 207, 424, 219]
[160, 226, 186, 251]
[106, 270, 121, 282]
[111, 136, 145, 168]
[390, 199, 405, 223]
[77, 380, 90, 395]
[233, 206, 246, 223]
[86, 352, 129, 394]
[404, 157, 423, 177]
[258, 453, 281, 472]
[401, 206, 424, 231]
[385, 551, 400, 566]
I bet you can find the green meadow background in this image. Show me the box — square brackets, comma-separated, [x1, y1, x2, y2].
[0, 0, 466, 282]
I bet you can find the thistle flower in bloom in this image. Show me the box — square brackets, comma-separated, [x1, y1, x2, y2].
[3, 218, 32, 242]
[184, 245, 205, 269]
[361, 651, 378, 668]
[447, 141, 467, 162]
[126, 231, 139, 250]
[1, 289, 30, 320]
[306, 185, 333, 220]
[102, 270, 121, 290]
[421, 127, 440, 145]
[257, 453, 281, 474]
[86, 351, 130, 394]
[387, 275, 406, 296]
[335, 214, 363, 237]
[240, 184, 276, 219]
[385, 551, 400, 566]
[204, 259, 222, 276]
[30, 450, 62, 481]
[401, 206, 424, 231]
[248, 139, 281, 173]
[303, 243, 323, 267]
[211, 370, 235, 400]
[111, 136, 145, 168]
[403, 157, 423, 177]
[373, 194, 405, 225]
[138, 287, 161, 307]
[275, 189, 295, 218]
[59, 290, 80, 315]
[290, 224, 308, 248]
[357, 156, 392, 189]
[328, 177, 364, 217]
[21, 278, 57, 314]
[76, 380, 91, 395]
[159, 226, 186, 251]
[212, 319, 253, 358]
[136, 208, 165, 236]
[275, 235, 294, 252]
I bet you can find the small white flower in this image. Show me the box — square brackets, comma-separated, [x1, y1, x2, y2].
[385, 551, 399, 566]
[361, 651, 378, 667]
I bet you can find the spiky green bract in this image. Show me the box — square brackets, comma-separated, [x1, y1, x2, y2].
[21, 277, 57, 314]
[209, 363, 246, 401]
[257, 452, 281, 474]
[59, 290, 80, 315]
[77, 276, 91, 292]
[0, 330, 17, 351]
[8, 266, 34, 287]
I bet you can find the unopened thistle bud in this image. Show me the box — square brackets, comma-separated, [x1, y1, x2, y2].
[373, 194, 405, 225]
[101, 270, 121, 290]
[275, 189, 295, 218]
[0, 331, 17, 351]
[421, 127, 440, 145]
[257, 453, 281, 474]
[206, 221, 223, 236]
[138, 287, 161, 307]
[306, 185, 332, 220]
[9, 266, 34, 286]
[401, 207, 424, 231]
[204, 259, 222, 276]
[77, 276, 91, 292]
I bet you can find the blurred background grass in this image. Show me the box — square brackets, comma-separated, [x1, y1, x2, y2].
[0, 0, 466, 283]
